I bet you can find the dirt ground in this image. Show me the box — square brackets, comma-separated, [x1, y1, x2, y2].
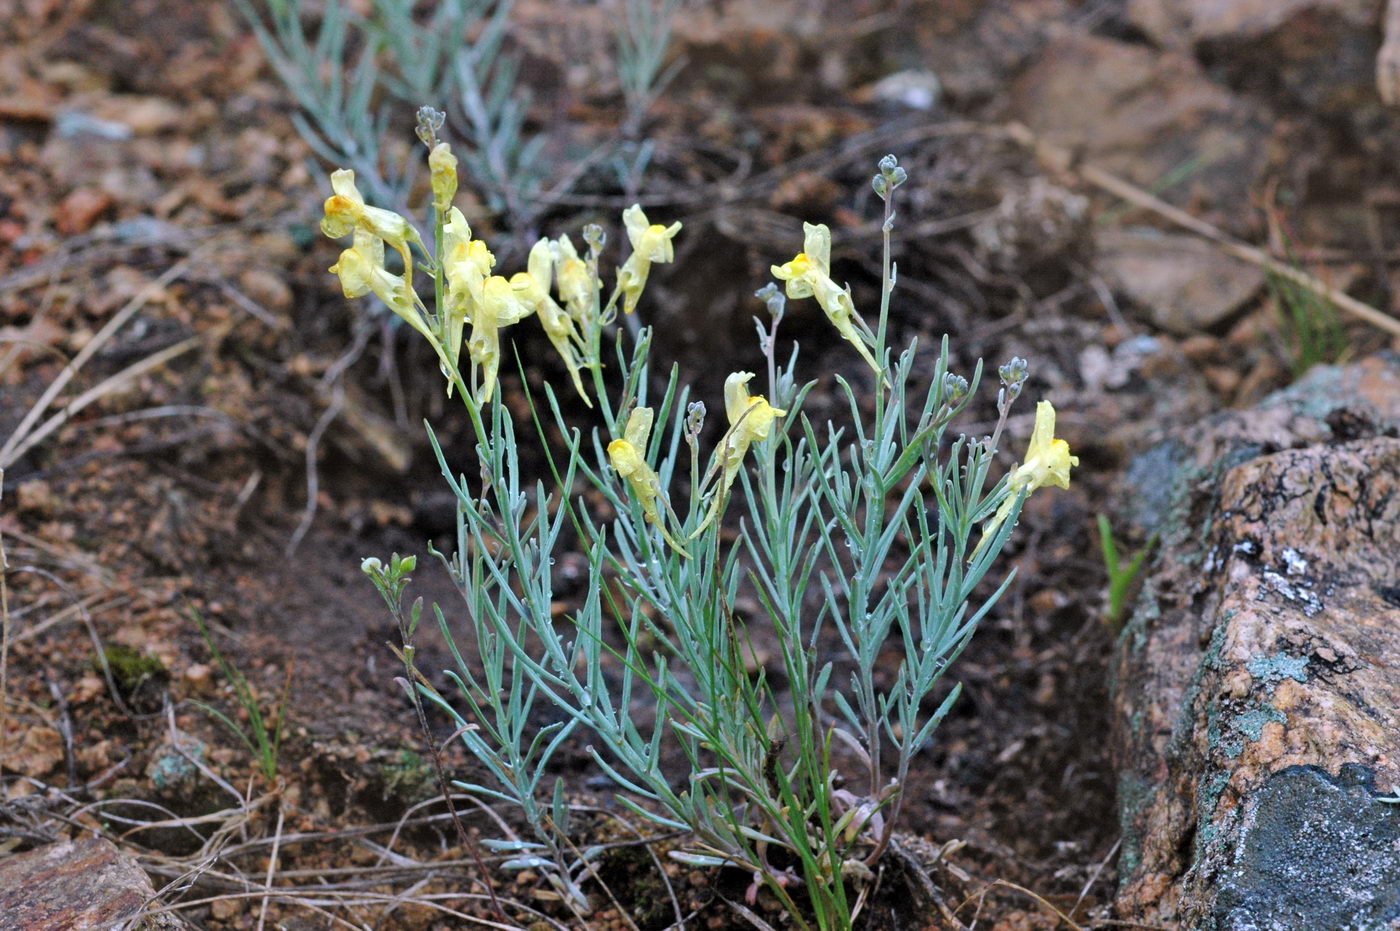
[3, 0, 1398, 928]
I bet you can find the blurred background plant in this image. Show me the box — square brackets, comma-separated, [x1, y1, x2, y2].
[613, 0, 685, 198]
[234, 0, 686, 239]
[1267, 260, 1350, 379]
[1096, 515, 1155, 635]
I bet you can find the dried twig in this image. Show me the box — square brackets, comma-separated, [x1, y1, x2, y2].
[1002, 122, 1400, 340]
[0, 252, 201, 469]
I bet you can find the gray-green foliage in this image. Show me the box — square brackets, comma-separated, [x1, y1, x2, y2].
[235, 0, 686, 230]
[234, 0, 541, 223]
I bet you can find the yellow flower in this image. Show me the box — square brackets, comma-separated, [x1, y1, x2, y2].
[466, 275, 533, 403]
[329, 230, 425, 335]
[771, 222, 880, 377]
[321, 169, 423, 276]
[328, 229, 383, 300]
[511, 239, 590, 406]
[552, 234, 597, 327]
[617, 205, 681, 315]
[976, 400, 1079, 554]
[439, 208, 486, 366]
[607, 407, 689, 556]
[428, 142, 458, 211]
[694, 372, 786, 535]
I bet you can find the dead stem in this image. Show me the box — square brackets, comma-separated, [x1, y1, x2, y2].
[1002, 121, 1400, 340]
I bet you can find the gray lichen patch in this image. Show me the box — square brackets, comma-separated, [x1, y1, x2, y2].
[1207, 700, 1286, 759]
[1207, 765, 1400, 931]
[1246, 651, 1310, 690]
[1259, 568, 1324, 617]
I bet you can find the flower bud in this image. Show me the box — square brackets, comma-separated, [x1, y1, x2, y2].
[877, 154, 908, 191]
[429, 142, 458, 210]
[941, 372, 969, 405]
[685, 401, 706, 439]
[582, 223, 605, 255]
[997, 356, 1029, 402]
[415, 106, 445, 148]
[754, 282, 786, 321]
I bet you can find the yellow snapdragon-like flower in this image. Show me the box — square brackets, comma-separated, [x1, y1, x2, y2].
[440, 207, 496, 362]
[772, 222, 880, 376]
[511, 239, 590, 406]
[693, 372, 786, 535]
[616, 205, 682, 316]
[321, 169, 424, 276]
[330, 229, 425, 336]
[976, 400, 1079, 554]
[607, 407, 689, 556]
[468, 276, 533, 403]
[552, 234, 597, 328]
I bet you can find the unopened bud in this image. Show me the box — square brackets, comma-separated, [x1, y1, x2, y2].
[428, 142, 458, 211]
[877, 154, 908, 191]
[754, 282, 786, 321]
[415, 106, 446, 148]
[582, 223, 605, 255]
[686, 401, 706, 438]
[941, 372, 969, 405]
[997, 356, 1029, 402]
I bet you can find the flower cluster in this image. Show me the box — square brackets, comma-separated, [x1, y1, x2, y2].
[319, 140, 682, 406]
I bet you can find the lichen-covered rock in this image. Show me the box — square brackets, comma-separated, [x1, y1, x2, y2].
[1112, 354, 1400, 928]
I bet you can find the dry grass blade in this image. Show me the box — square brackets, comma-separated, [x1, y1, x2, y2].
[1002, 122, 1400, 340]
[0, 472, 10, 769]
[2, 327, 220, 474]
[956, 877, 1085, 929]
[0, 251, 205, 469]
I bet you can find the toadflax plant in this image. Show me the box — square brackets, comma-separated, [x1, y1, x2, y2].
[349, 111, 1077, 930]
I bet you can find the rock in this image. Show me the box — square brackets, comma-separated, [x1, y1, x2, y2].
[0, 836, 184, 929]
[1096, 229, 1266, 334]
[54, 187, 115, 235]
[911, 0, 1077, 104]
[1126, 0, 1372, 49]
[1112, 354, 1400, 927]
[1008, 33, 1272, 236]
[1128, 0, 1389, 129]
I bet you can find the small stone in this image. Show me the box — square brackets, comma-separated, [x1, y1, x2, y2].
[16, 479, 59, 516]
[239, 268, 292, 315]
[1097, 229, 1266, 335]
[182, 663, 213, 691]
[209, 896, 244, 919]
[54, 188, 114, 235]
[1203, 365, 1241, 397]
[0, 837, 180, 929]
